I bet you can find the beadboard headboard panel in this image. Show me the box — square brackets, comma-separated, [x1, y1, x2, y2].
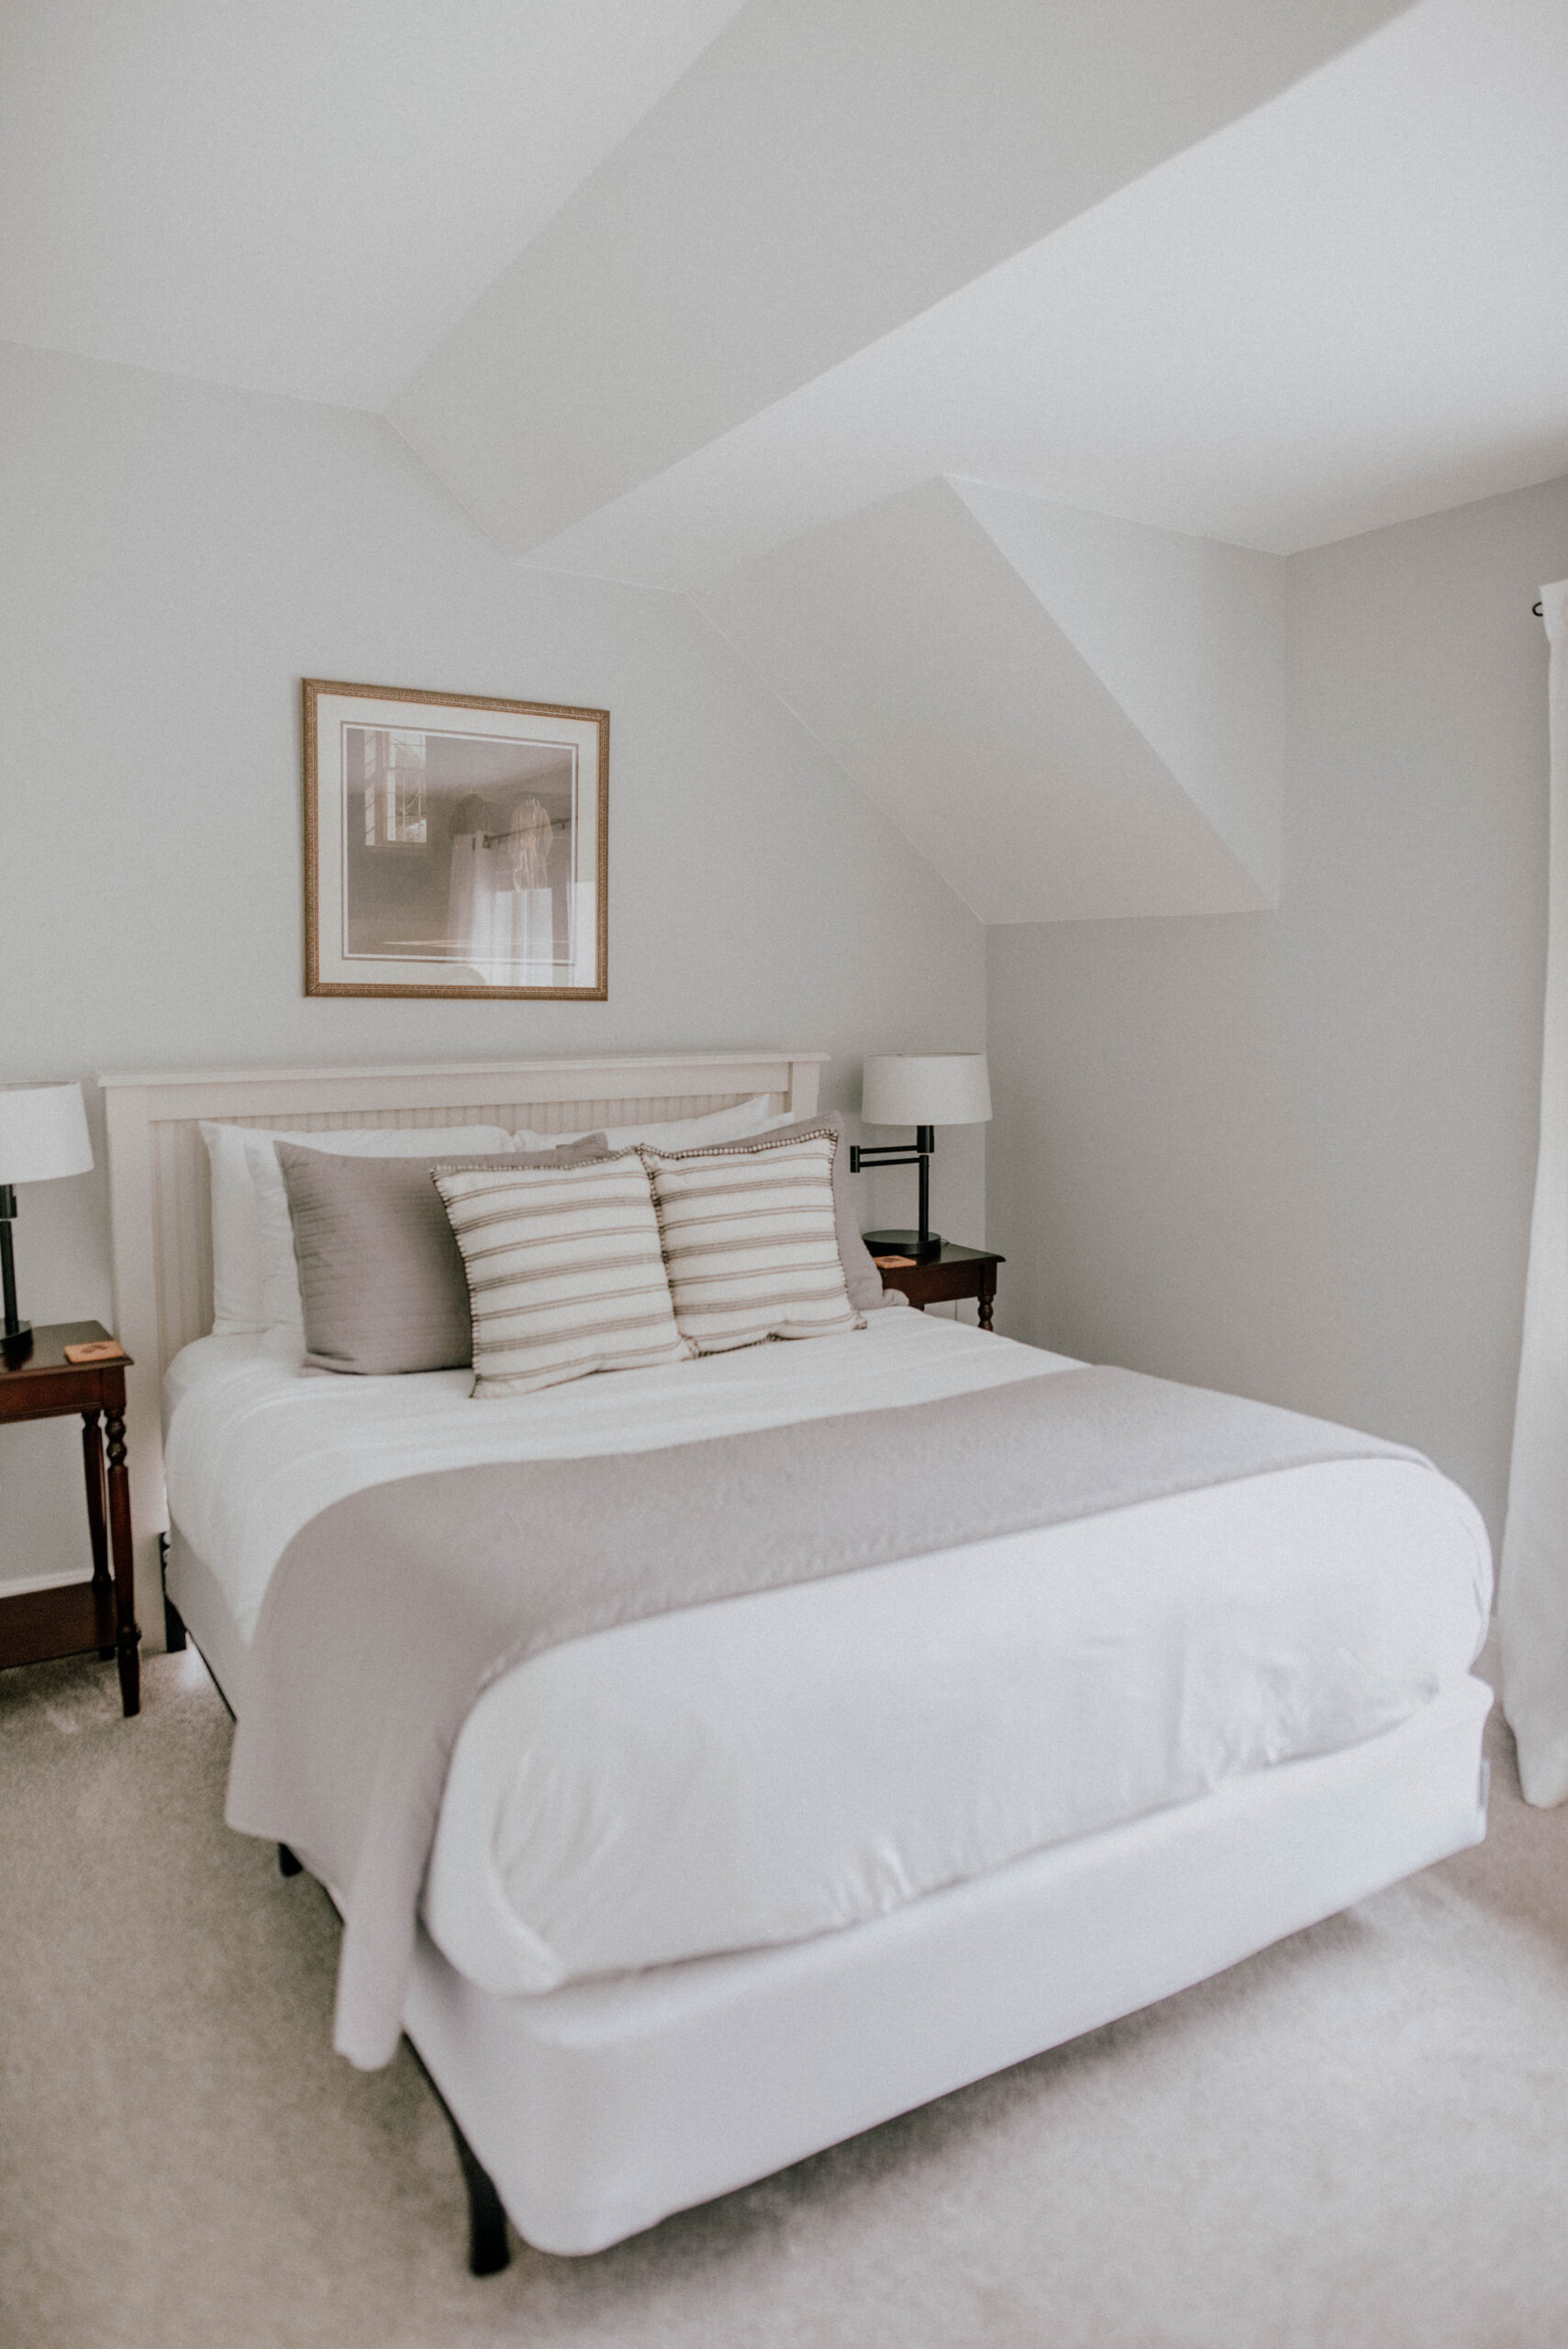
[98, 1052, 825, 1647]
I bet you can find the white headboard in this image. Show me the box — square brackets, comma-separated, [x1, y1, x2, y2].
[99, 1050, 825, 1647]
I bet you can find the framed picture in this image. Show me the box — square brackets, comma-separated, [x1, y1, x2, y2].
[303, 679, 608, 999]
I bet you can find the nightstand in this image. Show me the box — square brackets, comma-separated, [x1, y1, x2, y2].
[0, 1320, 140, 1715]
[871, 1241, 1004, 1330]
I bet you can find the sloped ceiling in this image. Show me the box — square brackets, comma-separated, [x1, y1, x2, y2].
[4, 0, 1566, 924]
[389, 0, 1412, 560]
[0, 0, 747, 406]
[395, 0, 1568, 581]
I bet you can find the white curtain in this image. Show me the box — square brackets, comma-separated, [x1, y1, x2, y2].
[446, 835, 556, 987]
[1502, 578, 1568, 1804]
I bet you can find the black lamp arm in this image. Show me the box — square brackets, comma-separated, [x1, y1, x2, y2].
[849, 1128, 937, 1251]
[847, 1125, 936, 1174]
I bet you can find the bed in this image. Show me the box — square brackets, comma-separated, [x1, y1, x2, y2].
[100, 1052, 1494, 2266]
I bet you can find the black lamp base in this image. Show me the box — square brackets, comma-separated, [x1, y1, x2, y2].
[0, 1190, 25, 1348]
[862, 1229, 942, 1263]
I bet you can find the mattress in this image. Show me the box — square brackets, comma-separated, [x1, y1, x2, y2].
[163, 1314, 1492, 1997]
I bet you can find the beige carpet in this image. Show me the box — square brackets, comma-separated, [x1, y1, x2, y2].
[3, 1644, 1567, 2349]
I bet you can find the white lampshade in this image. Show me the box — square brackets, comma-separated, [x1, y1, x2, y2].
[861, 1053, 992, 1129]
[0, 1083, 95, 1184]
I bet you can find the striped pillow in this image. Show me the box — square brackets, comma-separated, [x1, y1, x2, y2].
[640, 1126, 866, 1354]
[433, 1151, 693, 1398]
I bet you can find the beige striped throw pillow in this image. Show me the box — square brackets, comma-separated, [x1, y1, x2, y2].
[640, 1125, 866, 1354]
[434, 1150, 693, 1397]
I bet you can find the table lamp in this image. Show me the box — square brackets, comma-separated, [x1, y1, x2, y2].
[0, 1082, 95, 1346]
[851, 1053, 992, 1261]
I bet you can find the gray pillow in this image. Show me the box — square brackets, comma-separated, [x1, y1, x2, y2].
[277, 1135, 609, 1375]
[671, 1111, 895, 1314]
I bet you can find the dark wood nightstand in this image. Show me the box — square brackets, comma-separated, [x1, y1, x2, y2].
[871, 1241, 1004, 1330]
[0, 1320, 140, 1716]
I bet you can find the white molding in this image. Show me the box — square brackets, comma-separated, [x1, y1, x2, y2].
[0, 1569, 96, 1599]
[96, 1052, 828, 1089]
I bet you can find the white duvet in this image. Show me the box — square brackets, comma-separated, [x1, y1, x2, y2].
[163, 1314, 1492, 1996]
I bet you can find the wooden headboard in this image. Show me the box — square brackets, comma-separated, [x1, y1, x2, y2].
[98, 1051, 825, 1647]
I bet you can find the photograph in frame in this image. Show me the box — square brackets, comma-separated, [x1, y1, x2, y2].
[304, 679, 608, 999]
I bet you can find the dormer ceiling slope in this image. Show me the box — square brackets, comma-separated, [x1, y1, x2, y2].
[515, 0, 1568, 588]
[4, 1, 1566, 923]
[389, 0, 1415, 559]
[697, 480, 1284, 924]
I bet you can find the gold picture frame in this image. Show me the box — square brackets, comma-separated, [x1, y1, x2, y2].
[303, 678, 608, 1000]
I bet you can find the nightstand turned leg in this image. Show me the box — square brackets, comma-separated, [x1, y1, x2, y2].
[81, 1408, 114, 1658]
[104, 1406, 140, 1717]
[978, 1277, 995, 1333]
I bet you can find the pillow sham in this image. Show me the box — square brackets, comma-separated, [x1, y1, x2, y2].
[251, 1125, 523, 1339]
[639, 1124, 865, 1354]
[201, 1120, 515, 1335]
[733, 1110, 895, 1314]
[434, 1151, 693, 1398]
[277, 1136, 608, 1375]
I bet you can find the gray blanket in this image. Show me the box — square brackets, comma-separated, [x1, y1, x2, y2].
[225, 1364, 1422, 2066]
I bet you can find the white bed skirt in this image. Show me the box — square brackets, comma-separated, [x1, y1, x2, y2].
[405, 1674, 1491, 2255]
[168, 1518, 1491, 2254]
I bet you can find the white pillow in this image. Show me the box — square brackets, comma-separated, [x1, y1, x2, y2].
[201, 1121, 514, 1336]
[204, 1123, 271, 1335]
[203, 1101, 789, 1334]
[511, 1096, 784, 1155]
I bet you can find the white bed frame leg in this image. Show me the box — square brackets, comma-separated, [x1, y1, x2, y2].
[405, 2041, 511, 2276]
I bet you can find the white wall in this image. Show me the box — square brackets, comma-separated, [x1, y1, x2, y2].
[987, 472, 1568, 1542]
[0, 340, 984, 1591]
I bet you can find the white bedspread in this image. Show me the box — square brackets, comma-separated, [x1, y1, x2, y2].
[163, 1316, 1492, 1995]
